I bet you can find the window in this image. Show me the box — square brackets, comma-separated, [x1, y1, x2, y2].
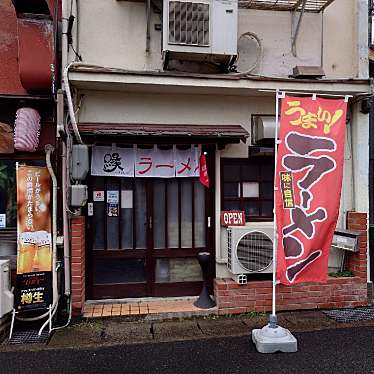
[221, 157, 274, 220]
[0, 159, 45, 229]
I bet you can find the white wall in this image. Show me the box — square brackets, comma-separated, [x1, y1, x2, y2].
[69, 0, 361, 79]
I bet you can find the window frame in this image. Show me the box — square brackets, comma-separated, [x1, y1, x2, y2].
[221, 157, 274, 222]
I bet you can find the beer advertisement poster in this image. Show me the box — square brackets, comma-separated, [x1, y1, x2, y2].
[15, 165, 52, 311]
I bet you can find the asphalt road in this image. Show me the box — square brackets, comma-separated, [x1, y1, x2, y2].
[1, 326, 374, 374]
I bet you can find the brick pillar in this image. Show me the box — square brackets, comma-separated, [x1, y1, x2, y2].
[346, 212, 368, 280]
[71, 216, 85, 316]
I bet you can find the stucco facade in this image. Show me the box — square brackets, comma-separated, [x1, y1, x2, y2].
[61, 0, 372, 313]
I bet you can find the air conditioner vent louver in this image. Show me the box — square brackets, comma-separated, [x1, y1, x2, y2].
[168, 1, 210, 46]
[236, 231, 273, 272]
[226, 224, 273, 282]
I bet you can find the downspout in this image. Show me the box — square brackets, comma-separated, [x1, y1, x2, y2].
[38, 144, 59, 335]
[57, 89, 71, 297]
[43, 146, 59, 305]
[291, 0, 307, 57]
[63, 62, 83, 144]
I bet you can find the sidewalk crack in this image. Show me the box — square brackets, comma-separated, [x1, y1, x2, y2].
[196, 321, 204, 335]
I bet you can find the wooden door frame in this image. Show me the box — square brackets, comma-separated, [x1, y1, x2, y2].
[85, 145, 216, 300]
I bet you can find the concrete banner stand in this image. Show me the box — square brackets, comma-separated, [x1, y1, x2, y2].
[251, 90, 297, 353]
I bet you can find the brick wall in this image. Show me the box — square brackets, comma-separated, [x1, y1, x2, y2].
[215, 211, 369, 315]
[214, 277, 368, 315]
[345, 211, 368, 279]
[71, 216, 85, 316]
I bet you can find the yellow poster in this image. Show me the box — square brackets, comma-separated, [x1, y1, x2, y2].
[16, 165, 52, 275]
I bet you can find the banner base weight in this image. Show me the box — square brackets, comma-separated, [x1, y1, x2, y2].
[252, 324, 297, 353]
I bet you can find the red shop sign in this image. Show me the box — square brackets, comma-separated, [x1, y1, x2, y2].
[220, 211, 246, 226]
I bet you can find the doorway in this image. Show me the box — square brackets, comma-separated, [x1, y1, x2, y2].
[86, 174, 215, 299]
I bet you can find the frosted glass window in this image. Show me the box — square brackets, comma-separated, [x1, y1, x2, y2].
[155, 258, 202, 283]
[135, 179, 147, 249]
[153, 180, 166, 249]
[181, 179, 192, 248]
[242, 182, 259, 198]
[167, 179, 179, 248]
[194, 181, 206, 247]
[120, 179, 133, 249]
[106, 178, 120, 250]
[92, 177, 105, 250]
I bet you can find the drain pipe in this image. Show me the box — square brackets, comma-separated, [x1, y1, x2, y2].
[57, 89, 71, 298]
[63, 62, 83, 144]
[45, 144, 59, 309]
[38, 145, 59, 335]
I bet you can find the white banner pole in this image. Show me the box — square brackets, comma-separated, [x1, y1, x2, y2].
[271, 89, 284, 321]
[252, 89, 297, 352]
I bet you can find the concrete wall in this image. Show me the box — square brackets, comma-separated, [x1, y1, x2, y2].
[69, 0, 364, 78]
[323, 0, 369, 79]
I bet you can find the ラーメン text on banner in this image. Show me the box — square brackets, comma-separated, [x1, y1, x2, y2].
[275, 96, 347, 285]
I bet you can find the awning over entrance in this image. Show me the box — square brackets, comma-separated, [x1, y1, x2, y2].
[78, 123, 249, 144]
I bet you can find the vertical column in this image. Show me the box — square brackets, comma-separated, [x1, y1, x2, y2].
[71, 216, 86, 316]
[346, 211, 368, 280]
[351, 103, 370, 280]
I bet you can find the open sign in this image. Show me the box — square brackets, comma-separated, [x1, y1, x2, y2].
[220, 211, 246, 226]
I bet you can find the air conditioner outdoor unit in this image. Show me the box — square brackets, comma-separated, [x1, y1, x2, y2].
[162, 0, 238, 65]
[227, 223, 273, 284]
[0, 259, 14, 318]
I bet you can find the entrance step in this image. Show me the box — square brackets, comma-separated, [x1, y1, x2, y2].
[83, 297, 217, 320]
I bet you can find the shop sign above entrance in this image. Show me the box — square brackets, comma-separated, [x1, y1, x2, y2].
[220, 211, 246, 226]
[91, 145, 200, 178]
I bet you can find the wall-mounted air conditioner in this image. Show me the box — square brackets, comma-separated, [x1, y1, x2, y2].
[0, 260, 14, 318]
[227, 223, 273, 284]
[162, 0, 238, 65]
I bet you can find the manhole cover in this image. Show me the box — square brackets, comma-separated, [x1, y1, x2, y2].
[3, 329, 50, 345]
[323, 307, 374, 323]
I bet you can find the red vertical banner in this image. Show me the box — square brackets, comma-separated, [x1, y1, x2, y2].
[199, 153, 209, 188]
[276, 95, 347, 285]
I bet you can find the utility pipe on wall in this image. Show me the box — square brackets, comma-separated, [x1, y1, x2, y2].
[63, 62, 83, 144]
[38, 144, 60, 335]
[57, 89, 71, 297]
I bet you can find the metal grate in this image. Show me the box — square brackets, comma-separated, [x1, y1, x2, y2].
[323, 307, 374, 323]
[3, 329, 50, 345]
[168, 1, 210, 46]
[227, 229, 232, 270]
[238, 0, 336, 13]
[236, 231, 273, 272]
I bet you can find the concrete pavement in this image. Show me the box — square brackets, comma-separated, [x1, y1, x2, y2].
[1, 325, 374, 373]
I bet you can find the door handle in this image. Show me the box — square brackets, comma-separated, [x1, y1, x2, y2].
[149, 216, 152, 229]
[207, 216, 211, 228]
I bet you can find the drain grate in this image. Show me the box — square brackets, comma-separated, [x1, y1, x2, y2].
[3, 329, 50, 345]
[323, 307, 374, 323]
